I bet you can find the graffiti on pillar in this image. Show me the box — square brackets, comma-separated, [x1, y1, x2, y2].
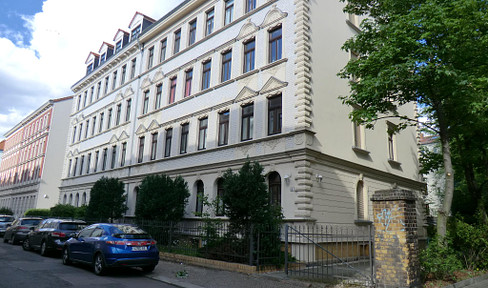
[377, 205, 405, 232]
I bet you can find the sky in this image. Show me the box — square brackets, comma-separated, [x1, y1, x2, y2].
[0, 0, 184, 139]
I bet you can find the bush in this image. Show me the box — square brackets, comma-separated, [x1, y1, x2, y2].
[24, 208, 50, 217]
[50, 204, 76, 218]
[450, 216, 488, 269]
[420, 236, 462, 281]
[0, 207, 13, 215]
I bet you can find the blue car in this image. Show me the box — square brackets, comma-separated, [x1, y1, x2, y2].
[62, 223, 159, 275]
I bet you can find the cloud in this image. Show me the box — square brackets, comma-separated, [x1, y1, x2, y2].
[0, 0, 183, 139]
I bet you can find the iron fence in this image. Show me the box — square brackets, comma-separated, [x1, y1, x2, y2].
[284, 223, 374, 287]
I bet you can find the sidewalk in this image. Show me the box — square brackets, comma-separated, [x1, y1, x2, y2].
[146, 259, 320, 288]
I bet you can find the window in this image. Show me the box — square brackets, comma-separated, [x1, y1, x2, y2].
[150, 133, 158, 160]
[202, 60, 211, 90]
[130, 58, 137, 79]
[218, 111, 229, 146]
[353, 108, 364, 149]
[90, 86, 94, 103]
[102, 148, 108, 171]
[104, 76, 109, 94]
[164, 128, 173, 157]
[246, 0, 256, 13]
[107, 108, 112, 129]
[268, 172, 281, 206]
[77, 95, 81, 111]
[221, 50, 232, 82]
[74, 158, 78, 176]
[268, 94, 282, 135]
[131, 25, 141, 41]
[67, 159, 72, 177]
[138, 136, 145, 163]
[85, 120, 90, 139]
[174, 29, 181, 54]
[241, 103, 254, 141]
[160, 38, 167, 62]
[269, 26, 282, 63]
[120, 142, 127, 167]
[92, 116, 96, 135]
[72, 126, 77, 143]
[78, 123, 83, 141]
[195, 181, 204, 215]
[116, 104, 122, 126]
[83, 91, 87, 107]
[243, 39, 255, 73]
[387, 123, 397, 161]
[125, 99, 132, 121]
[142, 90, 150, 114]
[94, 151, 99, 172]
[206, 9, 214, 36]
[356, 181, 365, 220]
[185, 70, 193, 97]
[224, 0, 234, 25]
[155, 84, 162, 109]
[96, 81, 101, 99]
[86, 153, 91, 174]
[216, 178, 225, 216]
[169, 77, 177, 104]
[99, 112, 104, 133]
[115, 40, 122, 52]
[112, 71, 117, 90]
[111, 145, 117, 169]
[198, 118, 208, 150]
[100, 53, 106, 64]
[147, 46, 154, 69]
[121, 65, 126, 85]
[189, 19, 197, 46]
[180, 123, 189, 154]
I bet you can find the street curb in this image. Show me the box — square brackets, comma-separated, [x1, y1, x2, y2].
[442, 273, 488, 288]
[146, 274, 205, 288]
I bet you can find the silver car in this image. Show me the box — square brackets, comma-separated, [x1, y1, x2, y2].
[0, 215, 15, 237]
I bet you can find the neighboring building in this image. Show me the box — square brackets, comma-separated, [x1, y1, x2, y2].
[0, 97, 73, 216]
[61, 0, 426, 231]
[0, 140, 5, 166]
[419, 133, 443, 217]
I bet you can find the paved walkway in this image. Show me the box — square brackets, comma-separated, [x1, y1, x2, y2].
[442, 273, 488, 288]
[146, 259, 327, 288]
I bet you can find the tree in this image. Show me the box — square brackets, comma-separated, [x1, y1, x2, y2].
[135, 174, 190, 222]
[338, 0, 488, 237]
[86, 177, 127, 221]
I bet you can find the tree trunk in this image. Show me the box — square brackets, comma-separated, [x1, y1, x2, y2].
[437, 118, 454, 238]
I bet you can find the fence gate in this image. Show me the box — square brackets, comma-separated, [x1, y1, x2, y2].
[284, 224, 374, 287]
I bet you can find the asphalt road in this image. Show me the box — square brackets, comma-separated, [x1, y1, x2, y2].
[0, 239, 175, 288]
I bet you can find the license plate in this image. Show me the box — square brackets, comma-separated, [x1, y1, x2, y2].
[132, 246, 148, 251]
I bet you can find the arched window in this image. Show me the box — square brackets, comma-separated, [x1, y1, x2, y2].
[69, 194, 73, 205]
[75, 193, 80, 207]
[268, 172, 281, 206]
[82, 192, 87, 205]
[356, 181, 365, 220]
[195, 180, 204, 215]
[216, 178, 225, 216]
[63, 194, 67, 204]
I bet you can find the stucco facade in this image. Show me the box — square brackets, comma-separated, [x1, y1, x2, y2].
[0, 96, 73, 216]
[60, 0, 426, 231]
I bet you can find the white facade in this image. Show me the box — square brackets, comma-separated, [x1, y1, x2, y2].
[61, 0, 426, 231]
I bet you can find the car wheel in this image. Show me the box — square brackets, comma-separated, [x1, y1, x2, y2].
[142, 265, 156, 273]
[93, 253, 107, 276]
[22, 238, 31, 251]
[40, 241, 48, 256]
[62, 248, 71, 265]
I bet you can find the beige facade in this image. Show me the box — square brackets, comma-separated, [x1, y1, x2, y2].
[61, 0, 426, 231]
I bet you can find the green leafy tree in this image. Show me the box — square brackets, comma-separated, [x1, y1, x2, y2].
[338, 0, 488, 237]
[50, 204, 76, 218]
[24, 209, 50, 217]
[86, 177, 127, 222]
[0, 207, 13, 215]
[135, 174, 190, 222]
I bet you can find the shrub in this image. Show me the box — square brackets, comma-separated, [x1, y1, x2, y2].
[0, 207, 13, 215]
[86, 177, 127, 222]
[50, 204, 76, 218]
[450, 216, 488, 269]
[24, 208, 50, 217]
[420, 236, 462, 281]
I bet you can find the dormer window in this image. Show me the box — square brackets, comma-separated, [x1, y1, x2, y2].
[115, 40, 122, 52]
[100, 53, 106, 65]
[131, 25, 141, 41]
[86, 63, 93, 74]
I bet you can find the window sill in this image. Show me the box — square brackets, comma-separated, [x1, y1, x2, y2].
[388, 159, 402, 167]
[352, 146, 370, 155]
[346, 19, 361, 33]
[354, 220, 372, 226]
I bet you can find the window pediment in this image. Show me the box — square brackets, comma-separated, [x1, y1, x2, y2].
[119, 131, 130, 141]
[236, 20, 259, 41]
[135, 124, 147, 135]
[260, 76, 288, 94]
[141, 77, 153, 90]
[260, 5, 287, 29]
[109, 134, 119, 144]
[148, 120, 160, 131]
[124, 87, 134, 97]
[234, 86, 258, 103]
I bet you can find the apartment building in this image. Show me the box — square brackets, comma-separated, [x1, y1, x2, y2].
[61, 0, 426, 229]
[0, 97, 73, 216]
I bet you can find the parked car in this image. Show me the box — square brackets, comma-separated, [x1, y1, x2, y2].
[23, 218, 87, 256]
[0, 215, 15, 237]
[3, 217, 42, 244]
[62, 223, 159, 275]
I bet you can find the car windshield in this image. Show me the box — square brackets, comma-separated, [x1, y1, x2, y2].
[59, 223, 86, 230]
[109, 224, 151, 239]
[0, 217, 14, 222]
[21, 219, 41, 225]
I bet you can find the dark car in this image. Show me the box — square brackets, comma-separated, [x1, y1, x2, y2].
[3, 217, 42, 244]
[62, 223, 159, 275]
[0, 215, 15, 237]
[23, 218, 87, 256]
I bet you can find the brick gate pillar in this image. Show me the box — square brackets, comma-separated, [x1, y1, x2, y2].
[371, 189, 420, 288]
